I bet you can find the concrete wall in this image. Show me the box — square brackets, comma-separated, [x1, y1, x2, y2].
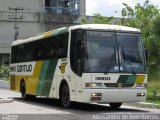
[0, 0, 43, 12]
[80, 0, 86, 16]
[0, 0, 45, 54]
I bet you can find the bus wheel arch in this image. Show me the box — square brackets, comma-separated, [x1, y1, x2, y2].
[109, 103, 122, 109]
[59, 80, 71, 108]
[20, 79, 28, 100]
[20, 79, 36, 100]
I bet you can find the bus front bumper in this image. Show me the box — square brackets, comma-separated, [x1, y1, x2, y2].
[83, 88, 147, 103]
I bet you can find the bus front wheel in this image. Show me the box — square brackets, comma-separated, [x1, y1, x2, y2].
[109, 103, 122, 109]
[60, 83, 71, 108]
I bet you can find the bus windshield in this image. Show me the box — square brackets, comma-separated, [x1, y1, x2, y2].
[84, 31, 146, 74]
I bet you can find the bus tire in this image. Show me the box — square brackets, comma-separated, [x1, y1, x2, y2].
[20, 81, 30, 100]
[109, 103, 122, 109]
[60, 83, 71, 108]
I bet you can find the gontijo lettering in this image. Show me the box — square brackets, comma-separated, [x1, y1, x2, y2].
[10, 64, 32, 72]
[17, 64, 32, 72]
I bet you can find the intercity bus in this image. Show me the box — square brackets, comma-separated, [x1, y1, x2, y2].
[10, 24, 147, 108]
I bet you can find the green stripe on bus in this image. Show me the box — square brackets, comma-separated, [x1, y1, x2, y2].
[41, 59, 58, 96]
[117, 75, 129, 83]
[126, 75, 136, 84]
[36, 60, 50, 96]
[117, 75, 137, 84]
[52, 27, 69, 36]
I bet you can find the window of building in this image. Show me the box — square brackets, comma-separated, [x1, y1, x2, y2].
[45, 0, 80, 15]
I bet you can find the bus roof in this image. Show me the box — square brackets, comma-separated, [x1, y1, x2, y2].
[70, 24, 141, 32]
[12, 24, 140, 46]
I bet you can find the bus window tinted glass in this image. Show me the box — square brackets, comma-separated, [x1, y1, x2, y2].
[117, 33, 145, 73]
[11, 33, 69, 63]
[84, 31, 117, 73]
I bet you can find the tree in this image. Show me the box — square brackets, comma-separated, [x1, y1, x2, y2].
[93, 13, 113, 24]
[121, 0, 159, 41]
[147, 15, 160, 67]
[81, 13, 113, 24]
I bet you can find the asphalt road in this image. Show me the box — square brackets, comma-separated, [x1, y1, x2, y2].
[0, 80, 9, 89]
[0, 80, 160, 120]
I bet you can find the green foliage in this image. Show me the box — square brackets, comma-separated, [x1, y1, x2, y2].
[147, 81, 160, 106]
[146, 15, 160, 70]
[81, 18, 89, 24]
[121, 0, 159, 32]
[93, 13, 113, 24]
[81, 13, 113, 24]
[0, 66, 10, 80]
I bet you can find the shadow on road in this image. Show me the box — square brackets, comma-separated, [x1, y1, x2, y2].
[13, 97, 149, 114]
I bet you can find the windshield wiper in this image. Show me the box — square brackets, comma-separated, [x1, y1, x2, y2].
[121, 46, 135, 74]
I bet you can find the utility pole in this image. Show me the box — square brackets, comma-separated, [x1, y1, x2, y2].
[9, 6, 24, 41]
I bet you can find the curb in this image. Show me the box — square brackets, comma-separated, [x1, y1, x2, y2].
[125, 102, 159, 109]
[0, 98, 13, 104]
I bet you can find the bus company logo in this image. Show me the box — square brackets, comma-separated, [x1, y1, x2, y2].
[59, 63, 67, 74]
[10, 64, 32, 72]
[95, 77, 111, 81]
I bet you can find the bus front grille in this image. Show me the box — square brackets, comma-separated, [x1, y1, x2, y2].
[104, 83, 134, 88]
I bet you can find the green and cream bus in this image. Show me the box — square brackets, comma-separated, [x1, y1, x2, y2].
[10, 24, 147, 108]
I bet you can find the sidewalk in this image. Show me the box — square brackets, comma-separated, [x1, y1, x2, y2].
[125, 102, 160, 109]
[0, 80, 14, 103]
[0, 80, 9, 89]
[0, 98, 13, 103]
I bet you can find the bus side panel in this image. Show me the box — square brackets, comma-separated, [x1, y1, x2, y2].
[36, 59, 58, 96]
[10, 59, 58, 97]
[26, 61, 43, 95]
[10, 75, 16, 91]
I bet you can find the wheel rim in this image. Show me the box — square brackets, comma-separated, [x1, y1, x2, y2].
[61, 85, 70, 107]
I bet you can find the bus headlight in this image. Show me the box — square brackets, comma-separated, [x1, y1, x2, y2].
[90, 93, 102, 101]
[85, 83, 103, 88]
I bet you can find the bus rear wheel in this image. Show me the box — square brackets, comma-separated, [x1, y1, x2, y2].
[60, 84, 71, 108]
[20, 82, 29, 100]
[109, 103, 122, 109]
[20, 82, 36, 100]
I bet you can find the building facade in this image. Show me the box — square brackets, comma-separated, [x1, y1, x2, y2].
[0, 0, 86, 66]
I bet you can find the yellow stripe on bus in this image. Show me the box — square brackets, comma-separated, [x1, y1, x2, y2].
[43, 31, 53, 38]
[135, 75, 145, 84]
[26, 61, 43, 95]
